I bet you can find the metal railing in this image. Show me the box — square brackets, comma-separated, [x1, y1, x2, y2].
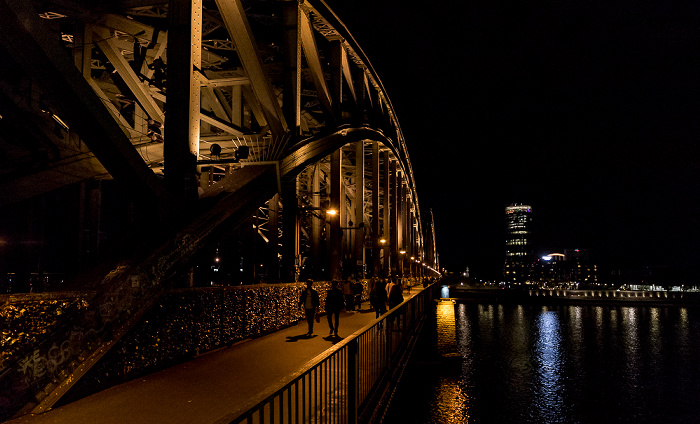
[226, 284, 436, 424]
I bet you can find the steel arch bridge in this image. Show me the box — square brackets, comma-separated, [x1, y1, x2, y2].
[0, 0, 439, 417]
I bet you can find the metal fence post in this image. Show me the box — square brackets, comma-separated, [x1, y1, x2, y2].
[348, 338, 358, 424]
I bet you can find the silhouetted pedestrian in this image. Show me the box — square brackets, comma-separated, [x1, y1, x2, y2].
[371, 278, 387, 318]
[343, 279, 355, 311]
[388, 279, 404, 309]
[298, 280, 319, 336]
[325, 280, 344, 337]
[353, 280, 363, 310]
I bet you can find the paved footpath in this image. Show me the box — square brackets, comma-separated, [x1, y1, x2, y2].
[8, 288, 423, 424]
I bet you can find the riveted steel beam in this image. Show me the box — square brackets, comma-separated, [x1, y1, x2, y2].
[94, 27, 166, 124]
[0, 0, 169, 210]
[165, 0, 202, 204]
[300, 7, 333, 116]
[215, 0, 287, 138]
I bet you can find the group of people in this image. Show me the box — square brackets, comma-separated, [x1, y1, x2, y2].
[298, 277, 408, 337]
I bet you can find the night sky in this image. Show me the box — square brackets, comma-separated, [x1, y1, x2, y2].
[326, 0, 700, 281]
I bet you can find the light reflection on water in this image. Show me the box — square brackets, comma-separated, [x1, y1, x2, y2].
[386, 302, 700, 423]
[429, 376, 472, 424]
[532, 310, 565, 422]
[436, 300, 458, 356]
[622, 307, 641, 391]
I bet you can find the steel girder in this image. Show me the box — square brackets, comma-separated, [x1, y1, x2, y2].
[0, 0, 425, 242]
[0, 0, 433, 418]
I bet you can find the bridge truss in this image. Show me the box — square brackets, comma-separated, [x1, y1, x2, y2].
[0, 0, 440, 418]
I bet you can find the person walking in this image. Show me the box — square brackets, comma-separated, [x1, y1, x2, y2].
[343, 278, 355, 311]
[388, 279, 404, 310]
[353, 280, 364, 310]
[371, 278, 387, 318]
[298, 280, 320, 336]
[325, 280, 344, 337]
[385, 278, 395, 308]
[387, 279, 404, 330]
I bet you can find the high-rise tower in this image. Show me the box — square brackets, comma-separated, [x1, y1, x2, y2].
[504, 204, 533, 284]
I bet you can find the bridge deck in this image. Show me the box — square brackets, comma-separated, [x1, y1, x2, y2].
[8, 287, 424, 424]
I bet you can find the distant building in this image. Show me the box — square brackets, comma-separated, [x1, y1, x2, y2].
[531, 249, 599, 288]
[533, 253, 566, 286]
[564, 248, 598, 286]
[504, 204, 533, 284]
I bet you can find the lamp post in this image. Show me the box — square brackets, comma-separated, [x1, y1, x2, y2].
[399, 249, 406, 279]
[378, 238, 388, 277]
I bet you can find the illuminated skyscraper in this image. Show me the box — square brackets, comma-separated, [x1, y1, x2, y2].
[504, 204, 533, 284]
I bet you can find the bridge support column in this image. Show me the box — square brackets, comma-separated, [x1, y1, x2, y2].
[330, 149, 342, 280]
[281, 177, 299, 283]
[268, 193, 280, 283]
[354, 141, 365, 278]
[382, 151, 390, 277]
[398, 172, 406, 278]
[411, 208, 417, 277]
[280, 1, 301, 283]
[165, 0, 201, 208]
[390, 160, 399, 277]
[311, 164, 323, 280]
[281, 0, 301, 138]
[406, 205, 413, 278]
[371, 142, 380, 277]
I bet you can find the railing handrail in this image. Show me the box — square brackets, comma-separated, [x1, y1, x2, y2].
[221, 284, 435, 424]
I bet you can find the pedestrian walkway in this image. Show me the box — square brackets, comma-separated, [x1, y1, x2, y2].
[8, 287, 424, 424]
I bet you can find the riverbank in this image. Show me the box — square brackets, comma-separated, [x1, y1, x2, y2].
[447, 286, 700, 306]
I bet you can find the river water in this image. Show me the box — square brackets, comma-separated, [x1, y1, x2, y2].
[384, 292, 700, 423]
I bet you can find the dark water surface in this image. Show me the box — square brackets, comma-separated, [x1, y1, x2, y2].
[385, 298, 700, 423]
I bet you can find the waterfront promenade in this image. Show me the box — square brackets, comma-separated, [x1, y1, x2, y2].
[448, 286, 700, 306]
[7, 287, 424, 424]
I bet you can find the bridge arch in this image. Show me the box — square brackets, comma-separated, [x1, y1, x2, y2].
[0, 0, 439, 417]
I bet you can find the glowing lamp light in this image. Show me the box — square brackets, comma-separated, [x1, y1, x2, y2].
[326, 209, 337, 216]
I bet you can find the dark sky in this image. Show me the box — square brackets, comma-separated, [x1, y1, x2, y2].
[325, 0, 700, 281]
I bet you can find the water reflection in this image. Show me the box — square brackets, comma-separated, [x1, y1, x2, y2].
[622, 307, 641, 388]
[436, 300, 458, 357]
[387, 302, 700, 423]
[533, 310, 564, 422]
[649, 308, 661, 360]
[429, 376, 472, 423]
